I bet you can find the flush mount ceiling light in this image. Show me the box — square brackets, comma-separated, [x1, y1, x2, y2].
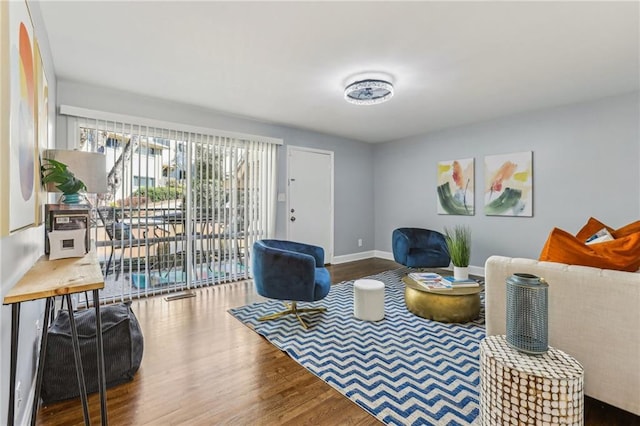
[344, 79, 394, 105]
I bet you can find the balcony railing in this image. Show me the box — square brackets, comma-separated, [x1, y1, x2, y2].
[91, 204, 249, 303]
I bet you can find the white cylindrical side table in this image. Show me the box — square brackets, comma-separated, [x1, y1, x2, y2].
[480, 335, 584, 426]
[353, 279, 385, 321]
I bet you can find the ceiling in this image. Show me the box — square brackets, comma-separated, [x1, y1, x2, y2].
[39, 1, 639, 143]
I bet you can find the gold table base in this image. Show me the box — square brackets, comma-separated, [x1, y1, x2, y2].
[402, 276, 481, 323]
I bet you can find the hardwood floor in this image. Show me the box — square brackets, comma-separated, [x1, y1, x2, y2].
[36, 258, 639, 425]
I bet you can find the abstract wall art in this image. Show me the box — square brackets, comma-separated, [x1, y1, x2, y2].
[437, 158, 474, 215]
[8, 0, 37, 232]
[35, 39, 49, 225]
[484, 151, 533, 217]
[0, 2, 7, 236]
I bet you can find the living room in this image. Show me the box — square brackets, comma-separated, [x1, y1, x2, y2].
[1, 1, 638, 425]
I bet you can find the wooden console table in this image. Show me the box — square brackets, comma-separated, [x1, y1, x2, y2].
[3, 251, 108, 425]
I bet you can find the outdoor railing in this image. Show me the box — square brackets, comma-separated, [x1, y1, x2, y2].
[91, 206, 250, 303]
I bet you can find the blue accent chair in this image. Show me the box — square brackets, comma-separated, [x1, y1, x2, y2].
[392, 228, 451, 268]
[252, 239, 331, 329]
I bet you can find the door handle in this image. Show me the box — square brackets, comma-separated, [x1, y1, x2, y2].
[290, 216, 296, 222]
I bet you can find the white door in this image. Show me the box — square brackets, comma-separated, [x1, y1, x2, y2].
[287, 146, 334, 263]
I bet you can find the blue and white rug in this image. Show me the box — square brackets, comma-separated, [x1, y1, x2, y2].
[228, 268, 485, 425]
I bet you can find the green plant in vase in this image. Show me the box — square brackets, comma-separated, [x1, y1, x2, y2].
[41, 158, 87, 204]
[444, 225, 471, 280]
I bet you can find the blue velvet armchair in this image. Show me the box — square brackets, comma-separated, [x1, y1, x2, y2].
[252, 239, 331, 329]
[392, 228, 451, 268]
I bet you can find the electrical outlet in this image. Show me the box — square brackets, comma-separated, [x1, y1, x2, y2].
[358, 238, 363, 247]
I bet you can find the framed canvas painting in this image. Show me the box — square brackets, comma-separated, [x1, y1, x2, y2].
[34, 39, 49, 225]
[0, 1, 8, 236]
[8, 0, 37, 232]
[0, 1, 9, 233]
[484, 151, 533, 217]
[437, 158, 474, 215]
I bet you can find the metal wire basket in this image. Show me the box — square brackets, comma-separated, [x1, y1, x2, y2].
[506, 273, 549, 354]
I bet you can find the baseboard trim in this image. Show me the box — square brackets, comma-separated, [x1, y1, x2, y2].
[468, 265, 485, 278]
[332, 251, 376, 264]
[19, 371, 37, 426]
[352, 250, 485, 277]
[374, 250, 394, 261]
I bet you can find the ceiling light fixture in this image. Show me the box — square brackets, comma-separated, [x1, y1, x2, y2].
[344, 79, 394, 106]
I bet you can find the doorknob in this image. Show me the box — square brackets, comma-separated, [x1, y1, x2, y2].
[290, 216, 296, 222]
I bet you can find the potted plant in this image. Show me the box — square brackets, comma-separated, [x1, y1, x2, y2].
[41, 158, 87, 204]
[444, 225, 471, 280]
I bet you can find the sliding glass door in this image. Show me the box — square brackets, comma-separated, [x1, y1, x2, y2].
[65, 111, 278, 303]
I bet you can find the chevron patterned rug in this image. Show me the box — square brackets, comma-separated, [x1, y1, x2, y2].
[228, 268, 485, 425]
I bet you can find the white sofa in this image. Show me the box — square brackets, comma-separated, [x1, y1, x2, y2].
[484, 255, 640, 416]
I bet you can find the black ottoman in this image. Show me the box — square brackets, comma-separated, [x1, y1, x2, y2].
[41, 302, 143, 403]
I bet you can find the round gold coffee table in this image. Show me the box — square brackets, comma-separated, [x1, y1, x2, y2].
[402, 276, 481, 323]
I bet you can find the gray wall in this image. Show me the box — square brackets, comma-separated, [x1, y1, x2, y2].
[0, 2, 58, 423]
[56, 80, 375, 258]
[2, 5, 636, 423]
[374, 92, 640, 268]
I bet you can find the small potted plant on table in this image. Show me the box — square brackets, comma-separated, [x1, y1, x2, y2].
[444, 225, 471, 280]
[41, 159, 87, 204]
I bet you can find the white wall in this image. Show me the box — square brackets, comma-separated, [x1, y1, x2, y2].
[0, 1, 58, 424]
[373, 92, 640, 268]
[55, 80, 376, 258]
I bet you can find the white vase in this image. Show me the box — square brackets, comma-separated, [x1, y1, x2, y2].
[453, 266, 469, 281]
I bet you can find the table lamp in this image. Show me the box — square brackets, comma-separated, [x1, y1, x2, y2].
[43, 149, 107, 203]
[43, 149, 107, 258]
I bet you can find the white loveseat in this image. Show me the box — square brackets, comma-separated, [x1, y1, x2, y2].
[484, 255, 640, 415]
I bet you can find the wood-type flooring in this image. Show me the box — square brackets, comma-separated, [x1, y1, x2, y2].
[36, 258, 639, 425]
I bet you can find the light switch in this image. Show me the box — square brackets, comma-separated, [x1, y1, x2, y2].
[277, 193, 286, 202]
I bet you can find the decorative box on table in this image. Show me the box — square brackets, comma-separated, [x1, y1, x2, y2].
[44, 204, 90, 258]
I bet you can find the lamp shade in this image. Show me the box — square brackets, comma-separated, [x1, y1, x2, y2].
[43, 149, 108, 194]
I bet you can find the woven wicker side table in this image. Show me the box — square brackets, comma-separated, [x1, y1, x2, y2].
[480, 335, 584, 425]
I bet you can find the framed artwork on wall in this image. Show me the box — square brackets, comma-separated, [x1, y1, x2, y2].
[6, 0, 37, 232]
[0, 2, 7, 236]
[437, 157, 474, 215]
[34, 39, 49, 225]
[484, 151, 533, 217]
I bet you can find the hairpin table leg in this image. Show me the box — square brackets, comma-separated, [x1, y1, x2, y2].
[30, 297, 53, 425]
[65, 294, 90, 425]
[94, 289, 108, 425]
[7, 303, 21, 426]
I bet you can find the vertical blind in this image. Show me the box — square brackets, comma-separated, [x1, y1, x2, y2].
[60, 106, 280, 303]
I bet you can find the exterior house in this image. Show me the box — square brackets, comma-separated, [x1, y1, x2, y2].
[101, 134, 168, 203]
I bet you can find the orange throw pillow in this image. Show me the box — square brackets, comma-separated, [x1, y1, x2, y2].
[575, 217, 612, 242]
[612, 220, 640, 238]
[539, 227, 640, 272]
[576, 217, 640, 241]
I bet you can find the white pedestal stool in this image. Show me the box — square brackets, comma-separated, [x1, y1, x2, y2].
[353, 279, 385, 321]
